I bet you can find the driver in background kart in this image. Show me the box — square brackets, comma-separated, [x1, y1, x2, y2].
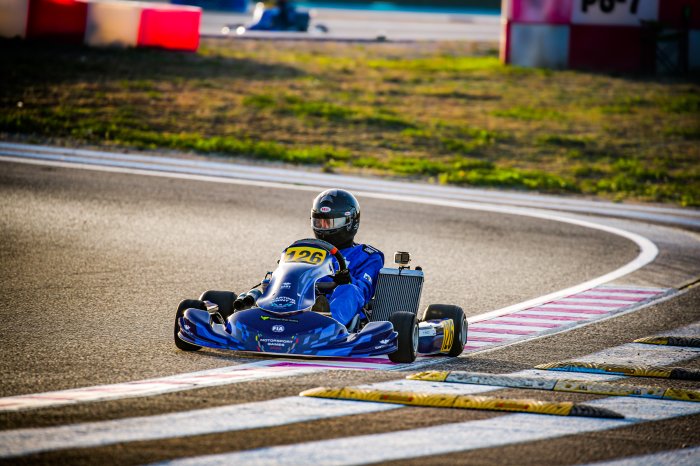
[275, 0, 293, 29]
[311, 189, 384, 331]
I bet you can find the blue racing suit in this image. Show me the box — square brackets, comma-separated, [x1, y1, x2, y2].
[320, 243, 384, 327]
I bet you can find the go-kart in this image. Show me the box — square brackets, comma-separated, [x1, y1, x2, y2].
[174, 238, 467, 363]
[224, 2, 329, 35]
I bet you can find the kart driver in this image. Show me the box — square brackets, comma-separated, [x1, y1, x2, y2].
[275, 0, 293, 29]
[311, 189, 384, 331]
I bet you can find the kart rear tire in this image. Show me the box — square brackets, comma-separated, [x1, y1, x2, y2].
[388, 311, 418, 363]
[422, 304, 467, 357]
[174, 299, 206, 351]
[199, 290, 236, 319]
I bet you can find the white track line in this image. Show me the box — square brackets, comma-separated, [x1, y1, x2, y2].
[569, 343, 700, 365]
[0, 363, 322, 412]
[3, 330, 697, 459]
[0, 397, 398, 459]
[2, 142, 698, 225]
[152, 397, 700, 466]
[578, 446, 700, 466]
[0, 145, 664, 409]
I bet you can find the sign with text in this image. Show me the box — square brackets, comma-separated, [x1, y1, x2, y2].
[571, 0, 659, 25]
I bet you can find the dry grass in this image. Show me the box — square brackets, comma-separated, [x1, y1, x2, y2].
[1, 38, 699, 205]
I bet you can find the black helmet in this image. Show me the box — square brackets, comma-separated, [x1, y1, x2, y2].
[311, 189, 360, 249]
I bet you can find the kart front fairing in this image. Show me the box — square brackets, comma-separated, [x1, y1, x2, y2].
[178, 306, 397, 357]
[176, 241, 399, 357]
[256, 248, 335, 313]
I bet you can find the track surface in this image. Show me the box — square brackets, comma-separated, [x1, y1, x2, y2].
[201, 9, 501, 41]
[1, 149, 699, 465]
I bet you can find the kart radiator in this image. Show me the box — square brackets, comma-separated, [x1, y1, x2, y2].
[369, 268, 424, 322]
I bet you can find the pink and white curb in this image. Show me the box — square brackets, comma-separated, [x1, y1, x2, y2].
[461, 285, 670, 352]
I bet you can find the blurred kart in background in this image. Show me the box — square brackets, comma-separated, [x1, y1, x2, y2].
[223, 2, 329, 35]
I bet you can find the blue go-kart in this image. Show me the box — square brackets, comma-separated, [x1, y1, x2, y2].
[174, 238, 467, 363]
[226, 2, 329, 35]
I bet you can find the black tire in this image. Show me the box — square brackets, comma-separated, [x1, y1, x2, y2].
[422, 304, 467, 357]
[388, 311, 418, 363]
[199, 290, 236, 319]
[174, 299, 206, 351]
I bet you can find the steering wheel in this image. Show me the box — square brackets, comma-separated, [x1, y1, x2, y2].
[288, 238, 347, 292]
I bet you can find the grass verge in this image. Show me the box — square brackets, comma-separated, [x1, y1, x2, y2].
[1, 39, 699, 206]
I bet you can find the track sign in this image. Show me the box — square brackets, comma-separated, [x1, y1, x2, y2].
[572, 0, 658, 25]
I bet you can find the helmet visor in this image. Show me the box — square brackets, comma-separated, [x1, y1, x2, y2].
[312, 216, 349, 231]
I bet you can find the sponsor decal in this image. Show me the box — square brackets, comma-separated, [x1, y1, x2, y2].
[362, 245, 379, 255]
[271, 296, 296, 308]
[260, 316, 299, 323]
[363, 273, 372, 284]
[344, 211, 351, 216]
[419, 327, 437, 338]
[271, 325, 285, 333]
[281, 282, 292, 289]
[320, 206, 331, 213]
[259, 338, 293, 345]
[380, 338, 391, 345]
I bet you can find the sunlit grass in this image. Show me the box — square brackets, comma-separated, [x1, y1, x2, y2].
[1, 38, 698, 206]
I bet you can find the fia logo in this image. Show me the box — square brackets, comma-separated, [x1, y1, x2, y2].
[271, 325, 285, 333]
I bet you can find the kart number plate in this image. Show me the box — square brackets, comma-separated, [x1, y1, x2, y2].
[284, 247, 327, 265]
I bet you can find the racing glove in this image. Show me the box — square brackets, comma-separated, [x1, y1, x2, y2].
[333, 269, 352, 286]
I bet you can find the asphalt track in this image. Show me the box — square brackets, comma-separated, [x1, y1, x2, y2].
[201, 9, 501, 41]
[0, 144, 699, 465]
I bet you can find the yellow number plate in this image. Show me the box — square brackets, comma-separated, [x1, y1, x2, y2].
[283, 247, 327, 265]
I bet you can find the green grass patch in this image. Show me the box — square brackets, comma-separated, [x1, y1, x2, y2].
[661, 94, 700, 114]
[492, 106, 564, 121]
[1, 39, 698, 206]
[368, 56, 501, 73]
[664, 126, 700, 140]
[440, 166, 576, 192]
[599, 96, 650, 115]
[535, 134, 591, 148]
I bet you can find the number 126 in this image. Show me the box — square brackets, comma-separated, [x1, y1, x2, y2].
[582, 0, 640, 14]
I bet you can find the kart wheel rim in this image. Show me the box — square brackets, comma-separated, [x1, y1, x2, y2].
[460, 317, 467, 344]
[412, 323, 419, 353]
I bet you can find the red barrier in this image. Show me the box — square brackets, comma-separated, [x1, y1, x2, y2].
[26, 0, 87, 43]
[568, 25, 648, 73]
[137, 6, 200, 52]
[658, 0, 700, 29]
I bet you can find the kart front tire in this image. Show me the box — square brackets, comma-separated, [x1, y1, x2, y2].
[388, 311, 418, 363]
[174, 299, 206, 351]
[423, 304, 467, 357]
[199, 290, 236, 319]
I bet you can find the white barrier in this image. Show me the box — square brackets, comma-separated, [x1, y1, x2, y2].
[85, 1, 142, 47]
